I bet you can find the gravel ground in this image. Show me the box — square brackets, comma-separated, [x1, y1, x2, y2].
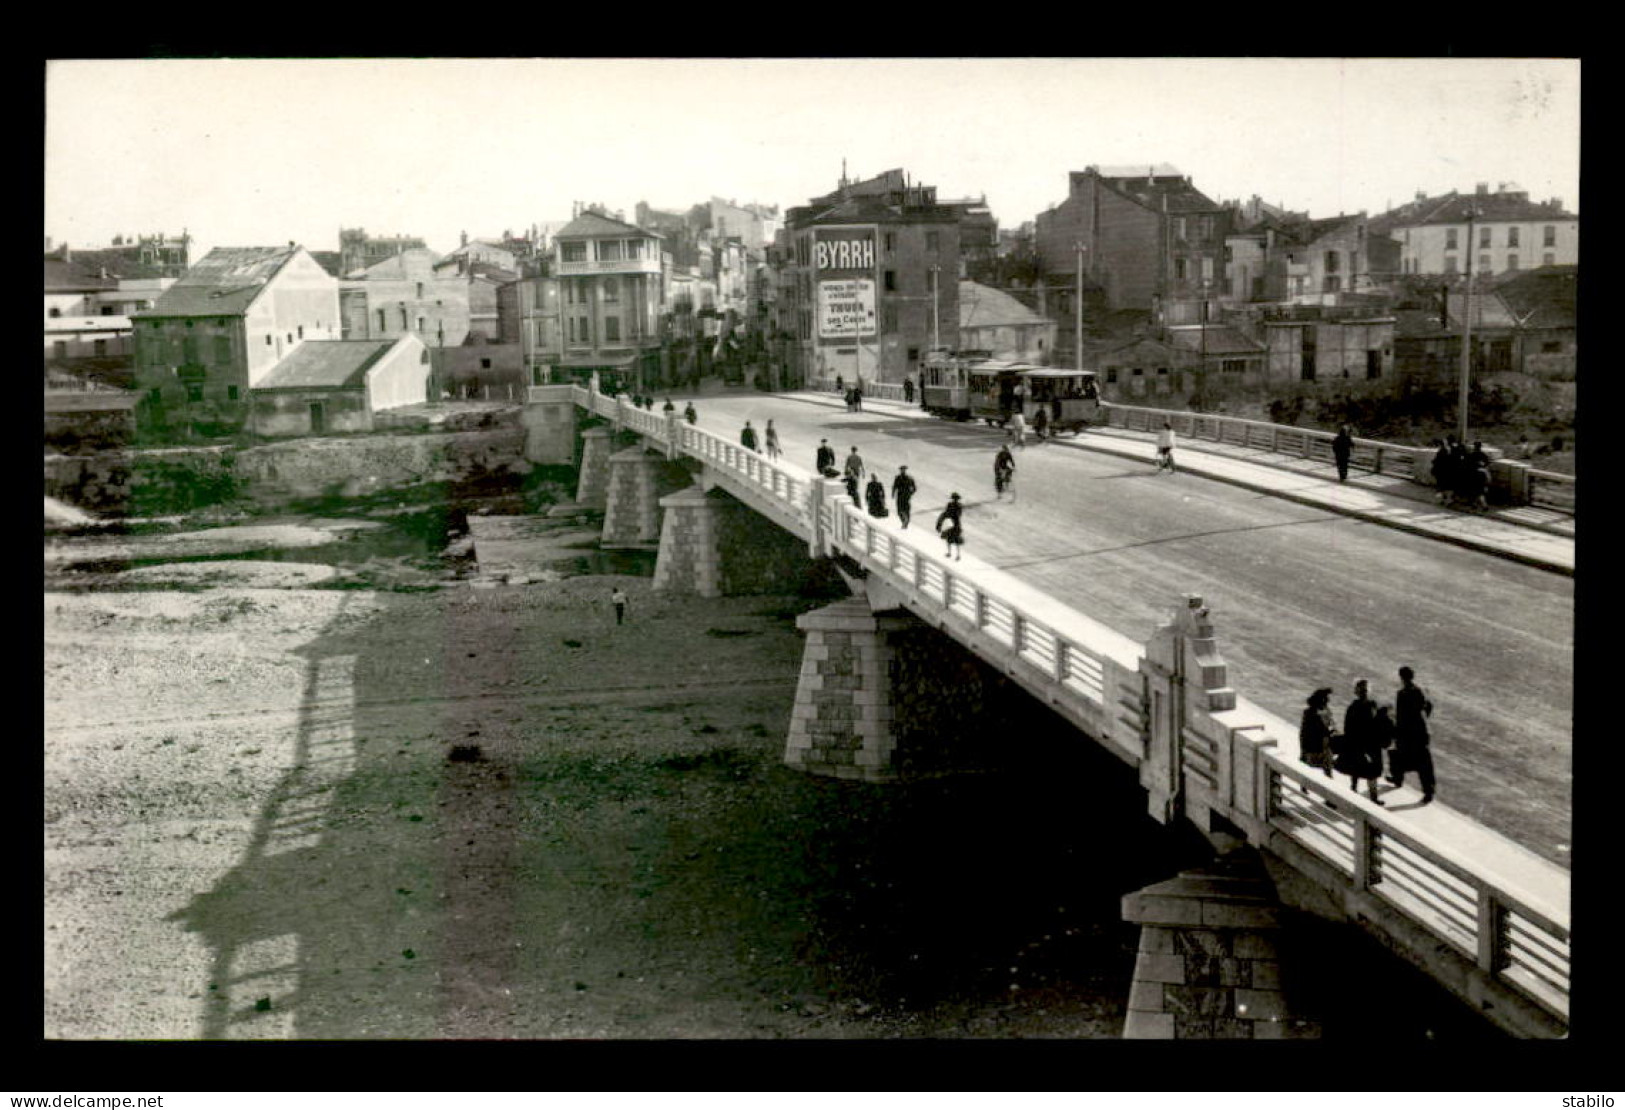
[44, 555, 1151, 1041]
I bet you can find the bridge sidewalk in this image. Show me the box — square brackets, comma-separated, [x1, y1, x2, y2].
[809, 392, 1575, 577]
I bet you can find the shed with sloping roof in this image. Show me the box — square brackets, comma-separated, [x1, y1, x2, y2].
[249, 334, 430, 436]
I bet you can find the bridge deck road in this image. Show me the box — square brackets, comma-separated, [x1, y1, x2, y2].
[675, 390, 1573, 868]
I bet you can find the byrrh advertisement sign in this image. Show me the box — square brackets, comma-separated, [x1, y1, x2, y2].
[815, 226, 877, 341]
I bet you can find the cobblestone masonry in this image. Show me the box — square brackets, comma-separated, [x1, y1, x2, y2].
[1120, 853, 1321, 1040]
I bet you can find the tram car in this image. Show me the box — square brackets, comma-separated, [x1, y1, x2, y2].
[1017, 368, 1102, 435]
[918, 348, 984, 420]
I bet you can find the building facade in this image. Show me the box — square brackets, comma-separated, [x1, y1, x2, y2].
[133, 245, 342, 430]
[338, 228, 428, 277]
[550, 211, 665, 390]
[250, 334, 430, 436]
[1374, 184, 1578, 278]
[1034, 166, 1232, 318]
[781, 170, 962, 387]
[957, 279, 1055, 362]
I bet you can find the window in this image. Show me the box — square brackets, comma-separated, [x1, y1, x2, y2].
[567, 317, 576, 343]
[420, 349, 429, 364]
[1507, 254, 1519, 272]
[1479, 254, 1491, 274]
[1173, 217, 1187, 240]
[1543, 252, 1556, 267]
[480, 358, 492, 370]
[1543, 226, 1556, 247]
[597, 240, 623, 262]
[1542, 341, 1562, 354]
[1174, 258, 1187, 281]
[561, 241, 587, 263]
[418, 317, 425, 332]
[1507, 227, 1520, 248]
[377, 309, 386, 332]
[1131, 368, 1144, 377]
[604, 316, 620, 342]
[1222, 359, 1245, 374]
[297, 325, 304, 339]
[926, 231, 940, 252]
[884, 232, 895, 253]
[603, 277, 620, 303]
[883, 270, 897, 292]
[1480, 226, 1491, 248]
[1106, 368, 1119, 384]
[416, 282, 424, 299]
[227, 385, 239, 400]
[266, 334, 274, 345]
[399, 308, 408, 329]
[1325, 250, 1339, 273]
[101, 305, 116, 316]
[1446, 228, 1459, 250]
[186, 384, 203, 402]
[94, 339, 107, 356]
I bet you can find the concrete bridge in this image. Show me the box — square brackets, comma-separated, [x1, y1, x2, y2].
[523, 383, 1570, 1040]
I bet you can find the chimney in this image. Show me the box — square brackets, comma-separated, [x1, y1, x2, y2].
[1415, 189, 1427, 202]
[1476, 182, 1489, 196]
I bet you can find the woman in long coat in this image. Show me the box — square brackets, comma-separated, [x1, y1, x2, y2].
[865, 474, 889, 519]
[1336, 679, 1386, 803]
[1298, 687, 1337, 782]
[935, 493, 964, 560]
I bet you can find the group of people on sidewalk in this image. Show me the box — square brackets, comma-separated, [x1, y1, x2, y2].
[738, 419, 783, 460]
[1298, 668, 1437, 806]
[813, 439, 960, 559]
[1430, 435, 1493, 511]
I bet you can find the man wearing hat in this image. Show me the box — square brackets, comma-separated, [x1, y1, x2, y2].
[891, 465, 917, 528]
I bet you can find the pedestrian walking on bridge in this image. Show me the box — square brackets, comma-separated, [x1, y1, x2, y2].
[740, 420, 759, 452]
[994, 444, 1016, 499]
[865, 473, 889, 519]
[1336, 678, 1387, 804]
[764, 419, 782, 460]
[611, 587, 628, 626]
[843, 446, 865, 505]
[816, 438, 836, 476]
[1155, 419, 1177, 474]
[892, 465, 917, 528]
[1298, 687, 1338, 785]
[935, 493, 964, 560]
[1390, 666, 1436, 805]
[684, 402, 697, 425]
[1333, 425, 1354, 482]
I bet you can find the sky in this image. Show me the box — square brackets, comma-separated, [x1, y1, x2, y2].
[44, 57, 1581, 262]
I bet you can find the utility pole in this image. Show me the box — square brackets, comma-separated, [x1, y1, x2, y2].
[1075, 243, 1085, 372]
[1458, 205, 1480, 445]
[931, 265, 940, 350]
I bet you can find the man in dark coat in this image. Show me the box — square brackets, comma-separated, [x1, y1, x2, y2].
[1337, 678, 1386, 803]
[740, 421, 759, 451]
[1390, 666, 1436, 804]
[684, 402, 698, 425]
[891, 465, 917, 528]
[815, 438, 837, 476]
[903, 377, 915, 403]
[1332, 425, 1354, 482]
[843, 446, 865, 505]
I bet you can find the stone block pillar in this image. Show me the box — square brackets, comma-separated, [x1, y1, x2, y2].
[785, 598, 910, 783]
[601, 447, 668, 548]
[521, 397, 578, 466]
[652, 485, 725, 596]
[575, 426, 614, 510]
[1121, 853, 1320, 1040]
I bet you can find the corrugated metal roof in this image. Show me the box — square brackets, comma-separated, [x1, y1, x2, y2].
[252, 339, 396, 391]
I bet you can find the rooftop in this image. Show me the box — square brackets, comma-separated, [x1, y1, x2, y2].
[252, 339, 397, 391]
[142, 246, 305, 317]
[959, 280, 1049, 330]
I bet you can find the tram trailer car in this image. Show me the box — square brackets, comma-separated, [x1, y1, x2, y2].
[1018, 368, 1101, 435]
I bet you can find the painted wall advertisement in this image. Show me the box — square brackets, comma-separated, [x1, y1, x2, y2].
[815, 227, 877, 341]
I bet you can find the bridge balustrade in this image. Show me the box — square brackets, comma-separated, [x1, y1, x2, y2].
[559, 388, 1569, 1030]
[1099, 402, 1554, 497]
